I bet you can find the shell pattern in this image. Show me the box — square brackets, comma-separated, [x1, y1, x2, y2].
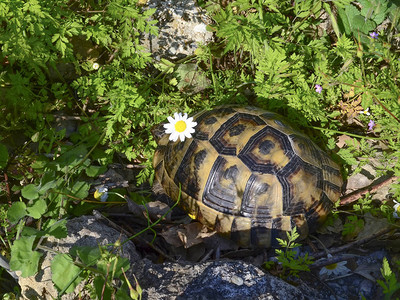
[153, 106, 343, 247]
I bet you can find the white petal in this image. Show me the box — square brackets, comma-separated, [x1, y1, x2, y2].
[179, 132, 186, 142]
[167, 116, 175, 124]
[98, 187, 108, 193]
[173, 112, 180, 120]
[319, 268, 328, 275]
[185, 132, 192, 139]
[100, 193, 109, 202]
[164, 124, 175, 134]
[337, 261, 346, 267]
[187, 119, 197, 127]
[169, 132, 179, 142]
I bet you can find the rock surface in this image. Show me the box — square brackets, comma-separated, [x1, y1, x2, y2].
[143, 0, 213, 60]
[133, 259, 311, 300]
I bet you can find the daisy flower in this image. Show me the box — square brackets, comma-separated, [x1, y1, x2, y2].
[393, 200, 400, 219]
[315, 84, 322, 94]
[360, 107, 370, 116]
[93, 62, 100, 70]
[164, 112, 197, 142]
[319, 254, 350, 277]
[94, 186, 109, 202]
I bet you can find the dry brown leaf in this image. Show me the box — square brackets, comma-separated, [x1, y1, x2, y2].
[160, 225, 185, 248]
[161, 222, 210, 249]
[353, 264, 380, 282]
[336, 134, 354, 148]
[338, 89, 367, 125]
[177, 222, 207, 248]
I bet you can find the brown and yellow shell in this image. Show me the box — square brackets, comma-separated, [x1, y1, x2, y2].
[153, 106, 343, 248]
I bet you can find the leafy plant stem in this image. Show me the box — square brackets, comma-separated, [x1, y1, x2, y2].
[208, 49, 219, 96]
[69, 131, 107, 175]
[372, 94, 400, 124]
[150, 55, 196, 88]
[359, 55, 368, 90]
[121, 184, 181, 247]
[323, 3, 340, 39]
[309, 126, 389, 140]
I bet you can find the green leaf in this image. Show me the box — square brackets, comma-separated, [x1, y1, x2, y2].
[21, 226, 39, 237]
[38, 179, 57, 194]
[337, 148, 358, 165]
[56, 38, 67, 56]
[93, 276, 113, 300]
[97, 255, 130, 278]
[7, 202, 27, 224]
[176, 63, 210, 93]
[381, 257, 392, 278]
[51, 253, 83, 293]
[10, 236, 42, 277]
[359, 0, 388, 25]
[31, 132, 40, 142]
[42, 219, 68, 238]
[116, 286, 133, 300]
[27, 199, 47, 219]
[21, 184, 39, 200]
[70, 246, 101, 266]
[56, 145, 88, 170]
[337, 5, 376, 36]
[85, 165, 107, 177]
[70, 181, 90, 199]
[0, 143, 8, 169]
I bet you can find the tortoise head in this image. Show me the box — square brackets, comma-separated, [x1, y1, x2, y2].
[152, 122, 170, 170]
[151, 123, 169, 147]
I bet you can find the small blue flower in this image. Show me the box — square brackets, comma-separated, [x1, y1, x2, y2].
[315, 84, 322, 94]
[370, 32, 379, 39]
[368, 120, 375, 131]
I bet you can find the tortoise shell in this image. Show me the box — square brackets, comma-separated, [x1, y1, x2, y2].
[153, 106, 342, 247]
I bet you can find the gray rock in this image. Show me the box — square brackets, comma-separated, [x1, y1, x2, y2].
[143, 0, 213, 60]
[18, 215, 139, 300]
[346, 160, 378, 192]
[345, 153, 396, 202]
[132, 259, 310, 300]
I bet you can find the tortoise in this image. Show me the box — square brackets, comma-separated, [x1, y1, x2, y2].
[153, 106, 343, 248]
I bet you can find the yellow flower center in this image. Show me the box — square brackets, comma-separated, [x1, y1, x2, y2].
[175, 120, 187, 133]
[325, 263, 338, 270]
